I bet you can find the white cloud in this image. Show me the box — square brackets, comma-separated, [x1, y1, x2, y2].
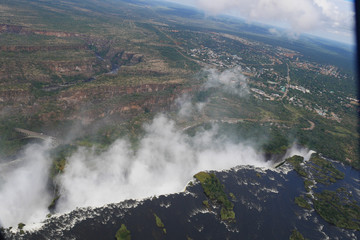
[176, 67, 249, 119]
[269, 28, 280, 35]
[192, 0, 322, 31]
[203, 67, 249, 97]
[167, 0, 355, 43]
[312, 0, 355, 42]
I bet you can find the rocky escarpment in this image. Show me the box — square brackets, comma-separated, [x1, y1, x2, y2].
[0, 24, 143, 77]
[57, 83, 193, 123]
[0, 24, 144, 87]
[0, 45, 86, 52]
[0, 81, 195, 126]
[0, 24, 81, 38]
[45, 60, 102, 78]
[0, 23, 178, 129]
[106, 49, 143, 66]
[0, 58, 102, 83]
[59, 84, 178, 102]
[0, 88, 33, 104]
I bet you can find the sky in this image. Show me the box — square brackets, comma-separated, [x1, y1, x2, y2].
[164, 0, 355, 45]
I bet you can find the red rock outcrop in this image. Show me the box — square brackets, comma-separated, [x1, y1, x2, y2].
[0, 24, 81, 37]
[0, 45, 86, 52]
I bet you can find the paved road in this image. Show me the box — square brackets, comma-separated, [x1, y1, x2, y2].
[281, 63, 290, 100]
[301, 120, 315, 131]
[182, 117, 292, 131]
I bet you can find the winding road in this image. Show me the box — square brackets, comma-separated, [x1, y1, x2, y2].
[281, 63, 290, 100]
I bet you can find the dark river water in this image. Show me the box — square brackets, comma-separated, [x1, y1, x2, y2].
[2, 161, 360, 240]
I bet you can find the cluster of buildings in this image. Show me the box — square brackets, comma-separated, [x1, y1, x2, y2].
[288, 84, 310, 94]
[293, 61, 340, 77]
[183, 33, 356, 124]
[189, 47, 239, 68]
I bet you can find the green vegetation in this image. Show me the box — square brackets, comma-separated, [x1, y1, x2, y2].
[308, 154, 345, 185]
[263, 129, 290, 154]
[115, 224, 131, 240]
[220, 206, 236, 221]
[18, 223, 25, 235]
[281, 154, 358, 232]
[50, 144, 77, 177]
[313, 188, 360, 230]
[154, 214, 164, 228]
[289, 229, 305, 240]
[294, 196, 311, 210]
[202, 200, 210, 208]
[286, 156, 307, 177]
[154, 213, 166, 234]
[303, 180, 313, 192]
[17, 223, 25, 230]
[48, 195, 60, 210]
[194, 172, 235, 221]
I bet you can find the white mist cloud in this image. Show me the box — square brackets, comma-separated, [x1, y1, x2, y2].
[0, 143, 52, 227]
[177, 67, 249, 119]
[53, 78, 317, 214]
[203, 67, 249, 97]
[56, 114, 269, 213]
[0, 67, 315, 227]
[269, 28, 280, 35]
[283, 144, 315, 161]
[0, 116, 316, 228]
[176, 94, 200, 118]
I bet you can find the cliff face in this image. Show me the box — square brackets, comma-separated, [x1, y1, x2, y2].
[0, 45, 86, 51]
[0, 24, 81, 38]
[58, 83, 192, 123]
[59, 84, 176, 102]
[106, 49, 144, 66]
[0, 23, 186, 128]
[0, 23, 146, 88]
[0, 58, 101, 83]
[0, 80, 195, 126]
[0, 24, 144, 82]
[45, 60, 100, 77]
[0, 89, 33, 103]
